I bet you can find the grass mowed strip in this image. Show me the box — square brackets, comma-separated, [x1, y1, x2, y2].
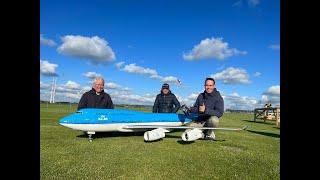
[41, 104, 279, 179]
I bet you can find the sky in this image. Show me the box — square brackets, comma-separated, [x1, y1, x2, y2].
[40, 0, 280, 110]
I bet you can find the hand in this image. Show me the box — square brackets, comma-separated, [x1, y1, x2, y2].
[199, 103, 205, 113]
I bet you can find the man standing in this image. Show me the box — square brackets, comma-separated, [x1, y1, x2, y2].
[77, 77, 114, 110]
[190, 77, 224, 140]
[153, 83, 180, 113]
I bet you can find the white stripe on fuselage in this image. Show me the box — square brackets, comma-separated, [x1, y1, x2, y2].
[60, 122, 183, 132]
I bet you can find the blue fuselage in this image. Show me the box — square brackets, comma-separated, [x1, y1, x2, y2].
[59, 108, 196, 125]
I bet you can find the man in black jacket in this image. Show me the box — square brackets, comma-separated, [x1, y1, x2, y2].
[153, 83, 180, 113]
[189, 77, 224, 140]
[77, 77, 114, 110]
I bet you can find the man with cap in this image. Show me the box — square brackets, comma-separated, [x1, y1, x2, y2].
[153, 83, 180, 113]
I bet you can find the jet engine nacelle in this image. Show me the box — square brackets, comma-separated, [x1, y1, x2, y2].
[144, 128, 168, 141]
[181, 128, 203, 141]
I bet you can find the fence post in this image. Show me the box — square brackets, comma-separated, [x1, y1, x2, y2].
[276, 108, 280, 127]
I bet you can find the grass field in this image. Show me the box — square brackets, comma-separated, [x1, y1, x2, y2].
[40, 103, 280, 179]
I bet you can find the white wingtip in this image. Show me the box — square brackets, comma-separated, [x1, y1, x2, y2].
[242, 126, 248, 130]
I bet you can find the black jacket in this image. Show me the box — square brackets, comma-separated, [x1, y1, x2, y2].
[153, 91, 180, 113]
[77, 89, 114, 110]
[190, 88, 224, 119]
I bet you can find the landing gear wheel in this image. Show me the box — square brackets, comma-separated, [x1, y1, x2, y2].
[86, 132, 95, 142]
[88, 134, 93, 142]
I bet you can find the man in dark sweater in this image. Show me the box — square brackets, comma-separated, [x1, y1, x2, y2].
[77, 77, 114, 110]
[153, 83, 180, 113]
[189, 77, 224, 140]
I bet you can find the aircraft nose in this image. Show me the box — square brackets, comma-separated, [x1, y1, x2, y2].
[59, 116, 71, 124]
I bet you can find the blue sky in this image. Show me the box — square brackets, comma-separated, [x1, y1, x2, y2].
[40, 0, 280, 110]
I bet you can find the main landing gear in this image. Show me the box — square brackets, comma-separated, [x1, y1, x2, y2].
[86, 132, 95, 142]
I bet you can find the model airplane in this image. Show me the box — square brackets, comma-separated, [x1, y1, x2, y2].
[59, 106, 247, 142]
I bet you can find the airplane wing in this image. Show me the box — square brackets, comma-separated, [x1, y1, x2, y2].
[123, 125, 248, 142]
[123, 125, 248, 131]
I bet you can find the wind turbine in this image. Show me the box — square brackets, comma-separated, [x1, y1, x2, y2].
[49, 77, 57, 103]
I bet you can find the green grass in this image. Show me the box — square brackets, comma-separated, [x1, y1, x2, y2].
[40, 103, 280, 179]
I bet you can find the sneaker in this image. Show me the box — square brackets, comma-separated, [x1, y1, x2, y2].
[204, 134, 216, 141]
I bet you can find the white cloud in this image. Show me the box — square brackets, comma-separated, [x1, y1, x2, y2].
[40, 80, 94, 102]
[179, 92, 201, 106]
[40, 34, 56, 46]
[161, 76, 178, 83]
[121, 87, 132, 92]
[144, 93, 155, 98]
[223, 92, 259, 110]
[40, 81, 95, 103]
[232, 0, 260, 8]
[248, 0, 260, 7]
[261, 94, 280, 105]
[86, 80, 126, 91]
[57, 35, 115, 64]
[260, 85, 280, 106]
[254, 72, 261, 77]
[64, 81, 81, 89]
[230, 92, 240, 97]
[119, 62, 180, 85]
[233, 0, 243, 7]
[40, 81, 50, 89]
[109, 90, 156, 105]
[188, 93, 200, 100]
[40, 60, 58, 76]
[264, 85, 280, 96]
[211, 67, 250, 84]
[122, 63, 158, 76]
[83, 72, 102, 79]
[40, 78, 279, 109]
[56, 92, 82, 102]
[40, 91, 51, 101]
[115, 61, 125, 69]
[173, 94, 182, 103]
[82, 86, 92, 91]
[55, 86, 76, 93]
[268, 44, 280, 50]
[65, 92, 81, 100]
[41, 78, 181, 105]
[179, 91, 259, 110]
[40, 82, 81, 102]
[84, 79, 126, 91]
[150, 74, 163, 80]
[105, 82, 120, 89]
[183, 37, 247, 60]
